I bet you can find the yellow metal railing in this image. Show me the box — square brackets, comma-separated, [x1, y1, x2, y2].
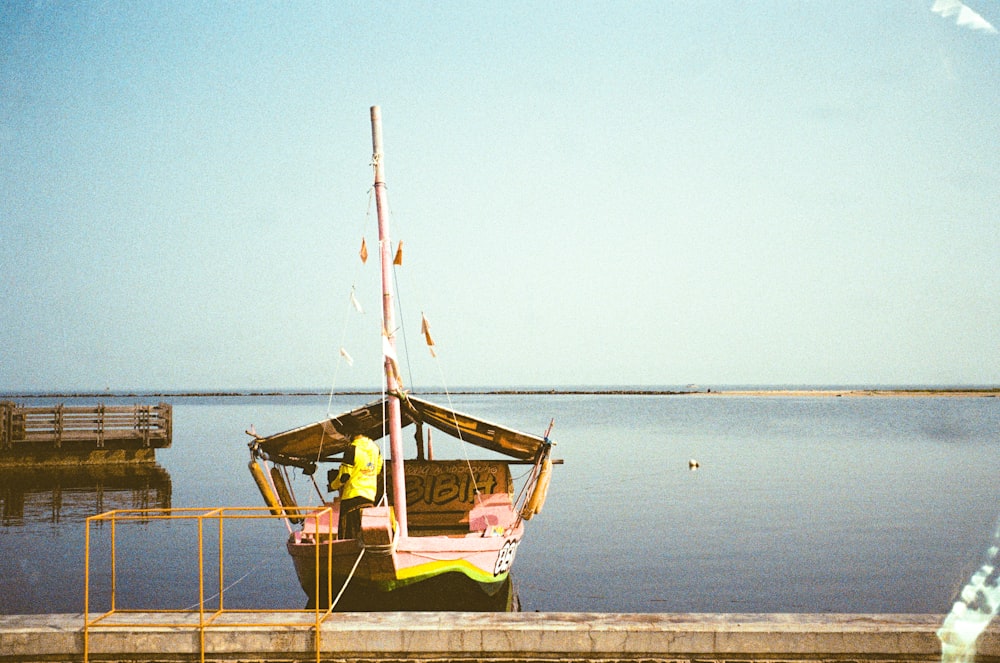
[84, 506, 336, 663]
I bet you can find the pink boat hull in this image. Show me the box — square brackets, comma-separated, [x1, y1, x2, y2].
[287, 500, 524, 608]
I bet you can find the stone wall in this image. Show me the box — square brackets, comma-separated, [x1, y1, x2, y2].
[1, 613, 997, 663]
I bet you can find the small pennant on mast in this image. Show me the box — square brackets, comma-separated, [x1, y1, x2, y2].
[421, 313, 437, 357]
[349, 288, 364, 314]
[382, 328, 405, 388]
[381, 328, 398, 361]
[393, 241, 403, 266]
[359, 238, 369, 263]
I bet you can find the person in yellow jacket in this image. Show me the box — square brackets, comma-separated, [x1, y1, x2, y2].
[327, 432, 383, 539]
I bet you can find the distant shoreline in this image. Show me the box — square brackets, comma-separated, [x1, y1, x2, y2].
[699, 389, 998, 398]
[2, 388, 997, 399]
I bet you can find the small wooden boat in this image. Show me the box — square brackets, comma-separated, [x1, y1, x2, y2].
[247, 107, 555, 608]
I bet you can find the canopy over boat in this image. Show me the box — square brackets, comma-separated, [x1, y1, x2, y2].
[254, 395, 546, 467]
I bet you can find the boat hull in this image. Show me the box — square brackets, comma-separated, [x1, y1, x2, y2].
[287, 507, 524, 609]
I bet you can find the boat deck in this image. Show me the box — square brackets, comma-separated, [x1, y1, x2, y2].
[298, 491, 517, 539]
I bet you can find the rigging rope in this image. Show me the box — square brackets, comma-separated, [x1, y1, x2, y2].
[427, 347, 485, 507]
[312, 185, 377, 471]
[384, 242, 484, 507]
[391, 264, 416, 391]
[326, 186, 376, 418]
[308, 470, 324, 503]
[388, 237, 485, 506]
[329, 547, 366, 611]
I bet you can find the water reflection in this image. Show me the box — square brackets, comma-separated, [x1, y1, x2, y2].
[311, 574, 520, 612]
[0, 464, 172, 527]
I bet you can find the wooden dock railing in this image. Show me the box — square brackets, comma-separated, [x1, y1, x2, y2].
[0, 402, 172, 451]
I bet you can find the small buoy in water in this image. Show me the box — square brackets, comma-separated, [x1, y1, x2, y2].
[688, 459, 700, 470]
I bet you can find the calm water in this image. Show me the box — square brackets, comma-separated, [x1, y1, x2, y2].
[1, 392, 998, 614]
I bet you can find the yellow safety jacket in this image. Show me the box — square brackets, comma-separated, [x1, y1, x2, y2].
[328, 435, 383, 501]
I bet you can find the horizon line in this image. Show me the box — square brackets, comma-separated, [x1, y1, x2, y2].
[2, 384, 998, 399]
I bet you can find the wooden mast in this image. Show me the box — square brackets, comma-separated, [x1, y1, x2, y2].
[370, 105, 408, 538]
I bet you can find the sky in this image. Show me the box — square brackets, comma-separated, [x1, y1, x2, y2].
[1, 2, 998, 392]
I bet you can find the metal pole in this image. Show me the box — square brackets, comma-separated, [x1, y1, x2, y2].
[110, 515, 117, 613]
[198, 514, 205, 663]
[218, 511, 224, 612]
[84, 516, 91, 663]
[370, 105, 408, 539]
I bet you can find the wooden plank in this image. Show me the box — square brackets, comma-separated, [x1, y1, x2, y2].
[0, 403, 172, 453]
[20, 430, 168, 442]
[0, 401, 12, 450]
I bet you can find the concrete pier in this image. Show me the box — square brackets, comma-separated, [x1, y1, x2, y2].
[2, 612, 998, 663]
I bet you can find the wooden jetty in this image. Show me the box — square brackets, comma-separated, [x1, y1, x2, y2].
[0, 402, 171, 466]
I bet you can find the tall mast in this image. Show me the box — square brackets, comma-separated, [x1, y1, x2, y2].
[370, 105, 408, 538]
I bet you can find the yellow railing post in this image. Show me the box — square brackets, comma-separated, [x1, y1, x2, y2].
[218, 509, 225, 612]
[84, 515, 90, 663]
[109, 514, 116, 613]
[197, 512, 205, 663]
[82, 506, 337, 663]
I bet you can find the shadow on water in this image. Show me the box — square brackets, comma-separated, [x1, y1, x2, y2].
[308, 574, 520, 612]
[0, 464, 172, 527]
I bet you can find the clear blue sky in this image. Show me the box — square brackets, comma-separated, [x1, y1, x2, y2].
[2, 2, 998, 392]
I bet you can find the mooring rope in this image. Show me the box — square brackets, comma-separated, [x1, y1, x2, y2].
[180, 541, 279, 611]
[329, 546, 367, 611]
